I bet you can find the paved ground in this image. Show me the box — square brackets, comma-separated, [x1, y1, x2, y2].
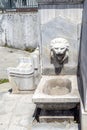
[0, 90, 35, 130]
[0, 83, 79, 130]
[32, 122, 79, 130]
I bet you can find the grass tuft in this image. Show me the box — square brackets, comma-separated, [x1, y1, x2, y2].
[0, 79, 9, 84]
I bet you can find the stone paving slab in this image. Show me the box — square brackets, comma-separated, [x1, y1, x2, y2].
[0, 88, 35, 130]
[8, 125, 28, 130]
[0, 124, 8, 130]
[0, 83, 12, 93]
[32, 122, 79, 130]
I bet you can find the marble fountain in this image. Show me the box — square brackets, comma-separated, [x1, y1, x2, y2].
[33, 75, 79, 110]
[32, 36, 80, 123]
[7, 0, 87, 129]
[32, 0, 84, 128]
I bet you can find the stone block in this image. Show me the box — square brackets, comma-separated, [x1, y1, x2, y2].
[80, 101, 87, 130]
[33, 75, 80, 110]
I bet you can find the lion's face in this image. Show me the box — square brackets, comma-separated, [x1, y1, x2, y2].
[50, 38, 69, 63]
[53, 47, 67, 61]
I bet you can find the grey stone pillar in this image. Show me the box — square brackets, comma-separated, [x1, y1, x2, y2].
[80, 0, 87, 111]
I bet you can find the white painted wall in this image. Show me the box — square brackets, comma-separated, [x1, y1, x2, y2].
[0, 12, 39, 50]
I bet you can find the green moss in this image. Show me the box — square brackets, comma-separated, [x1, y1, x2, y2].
[0, 79, 9, 84]
[4, 45, 35, 53]
[24, 48, 35, 52]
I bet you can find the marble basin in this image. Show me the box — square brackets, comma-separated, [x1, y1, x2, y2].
[43, 78, 71, 96]
[32, 75, 80, 110]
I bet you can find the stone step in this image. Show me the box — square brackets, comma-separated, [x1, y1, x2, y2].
[33, 107, 80, 123]
[39, 115, 74, 123]
[39, 109, 75, 123]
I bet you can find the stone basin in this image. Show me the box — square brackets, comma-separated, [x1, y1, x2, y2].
[43, 78, 71, 96]
[33, 75, 80, 110]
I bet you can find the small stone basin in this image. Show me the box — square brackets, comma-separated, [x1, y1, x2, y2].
[43, 78, 71, 96]
[33, 76, 80, 110]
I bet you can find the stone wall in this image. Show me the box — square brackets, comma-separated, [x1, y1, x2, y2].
[0, 11, 39, 50]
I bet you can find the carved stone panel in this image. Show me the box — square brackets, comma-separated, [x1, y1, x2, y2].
[39, 4, 83, 75]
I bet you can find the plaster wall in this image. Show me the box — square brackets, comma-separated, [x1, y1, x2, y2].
[0, 12, 39, 50]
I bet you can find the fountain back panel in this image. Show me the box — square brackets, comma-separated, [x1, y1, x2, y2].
[39, 4, 83, 75]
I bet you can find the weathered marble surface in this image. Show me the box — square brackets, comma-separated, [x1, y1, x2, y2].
[80, 100, 87, 130]
[50, 38, 69, 69]
[39, 4, 83, 75]
[0, 12, 39, 49]
[33, 75, 80, 110]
